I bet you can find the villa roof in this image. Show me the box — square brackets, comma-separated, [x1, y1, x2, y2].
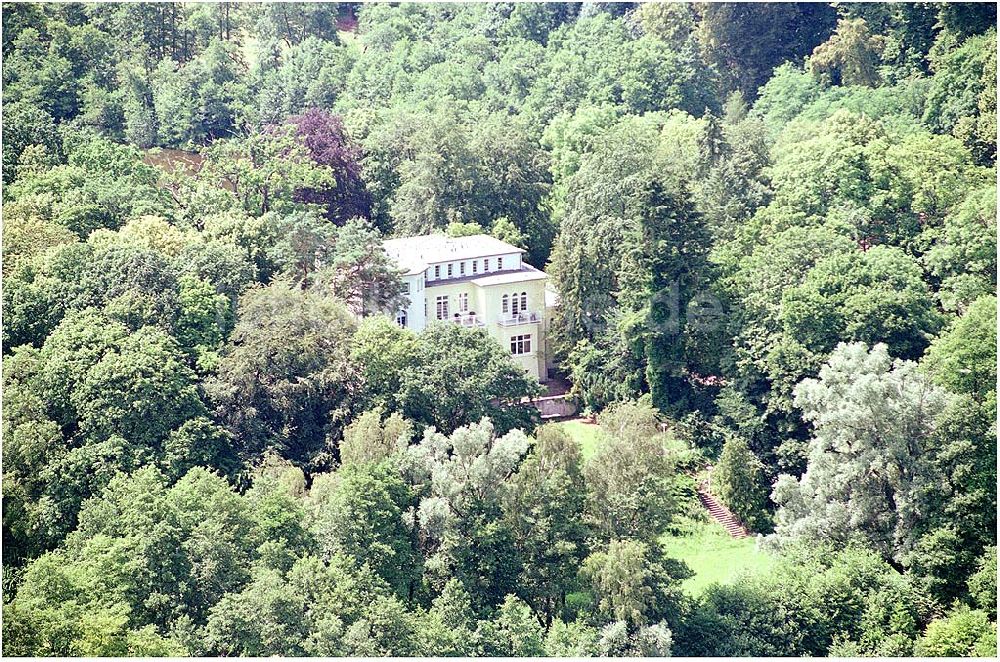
[383, 233, 526, 276]
[466, 264, 548, 287]
[421, 262, 548, 288]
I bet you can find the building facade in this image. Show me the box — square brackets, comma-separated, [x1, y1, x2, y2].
[383, 234, 555, 382]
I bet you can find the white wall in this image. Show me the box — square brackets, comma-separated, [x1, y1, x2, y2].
[400, 274, 426, 330]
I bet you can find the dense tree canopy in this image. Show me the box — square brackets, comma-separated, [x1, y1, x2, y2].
[2, 2, 995, 657]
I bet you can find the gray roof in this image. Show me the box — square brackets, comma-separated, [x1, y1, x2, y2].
[383, 233, 526, 276]
[424, 263, 548, 288]
[468, 264, 548, 287]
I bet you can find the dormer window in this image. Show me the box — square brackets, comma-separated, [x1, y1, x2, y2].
[484, 258, 490, 272]
[434, 265, 440, 279]
[497, 257, 504, 270]
[460, 262, 465, 276]
[472, 260, 478, 274]
[447, 263, 453, 277]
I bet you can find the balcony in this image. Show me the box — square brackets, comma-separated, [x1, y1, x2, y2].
[498, 311, 541, 327]
[449, 312, 485, 327]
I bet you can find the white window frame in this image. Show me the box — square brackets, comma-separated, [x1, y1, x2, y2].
[502, 294, 509, 314]
[460, 262, 466, 276]
[396, 309, 407, 327]
[497, 257, 503, 270]
[458, 292, 468, 312]
[472, 260, 478, 274]
[436, 295, 449, 320]
[434, 265, 440, 279]
[510, 334, 532, 355]
[447, 263, 454, 277]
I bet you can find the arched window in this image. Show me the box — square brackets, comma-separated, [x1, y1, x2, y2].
[502, 294, 509, 314]
[511, 292, 519, 314]
[520, 292, 527, 311]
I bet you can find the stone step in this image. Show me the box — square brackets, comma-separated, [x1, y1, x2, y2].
[696, 484, 751, 539]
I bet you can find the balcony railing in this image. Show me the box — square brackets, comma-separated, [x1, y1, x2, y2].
[449, 312, 485, 327]
[498, 311, 541, 327]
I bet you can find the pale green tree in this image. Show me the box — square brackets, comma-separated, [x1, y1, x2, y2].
[403, 419, 530, 542]
[584, 399, 679, 541]
[770, 342, 952, 565]
[598, 619, 673, 656]
[809, 18, 886, 86]
[200, 124, 333, 217]
[338, 408, 412, 468]
[401, 418, 530, 604]
[922, 187, 997, 313]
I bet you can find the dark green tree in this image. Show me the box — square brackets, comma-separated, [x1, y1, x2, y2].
[696, 2, 837, 99]
[308, 463, 419, 599]
[204, 282, 358, 469]
[712, 434, 771, 533]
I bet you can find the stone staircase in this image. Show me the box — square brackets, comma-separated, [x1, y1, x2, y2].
[696, 480, 751, 539]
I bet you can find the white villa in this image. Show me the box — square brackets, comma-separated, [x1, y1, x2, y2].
[383, 234, 556, 382]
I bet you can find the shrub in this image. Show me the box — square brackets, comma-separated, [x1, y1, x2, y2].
[712, 434, 771, 532]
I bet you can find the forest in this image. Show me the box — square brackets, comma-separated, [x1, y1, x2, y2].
[1, 1, 997, 657]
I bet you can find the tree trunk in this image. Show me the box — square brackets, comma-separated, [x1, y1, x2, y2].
[282, 6, 294, 46]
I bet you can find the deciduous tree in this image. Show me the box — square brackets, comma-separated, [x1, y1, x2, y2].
[770, 343, 952, 565]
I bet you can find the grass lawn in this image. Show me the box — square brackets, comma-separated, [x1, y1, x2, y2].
[660, 516, 778, 596]
[551, 419, 602, 460]
[554, 418, 778, 595]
